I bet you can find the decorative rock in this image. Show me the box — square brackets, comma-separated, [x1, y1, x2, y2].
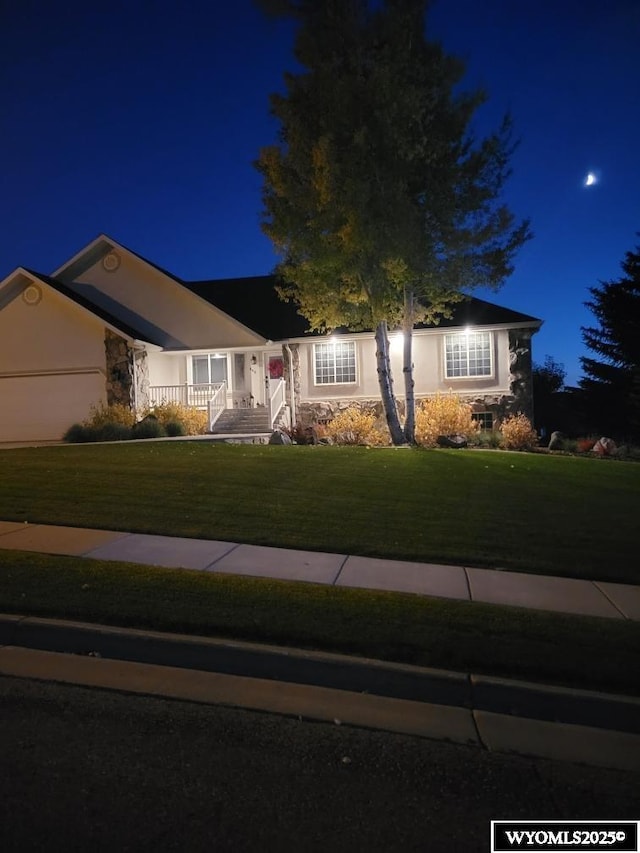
[548, 430, 564, 450]
[591, 436, 617, 456]
[269, 430, 292, 445]
[437, 434, 468, 448]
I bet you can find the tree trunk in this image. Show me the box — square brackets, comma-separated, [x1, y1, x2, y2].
[375, 320, 406, 445]
[403, 288, 416, 444]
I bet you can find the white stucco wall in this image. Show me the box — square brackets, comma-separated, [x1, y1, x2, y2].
[146, 352, 185, 386]
[0, 281, 105, 372]
[295, 327, 513, 403]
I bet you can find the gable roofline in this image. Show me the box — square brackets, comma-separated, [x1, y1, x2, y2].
[52, 234, 115, 280]
[53, 233, 187, 284]
[53, 234, 267, 345]
[50, 236, 542, 343]
[21, 268, 160, 347]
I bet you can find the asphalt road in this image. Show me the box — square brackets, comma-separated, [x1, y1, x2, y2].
[0, 676, 638, 853]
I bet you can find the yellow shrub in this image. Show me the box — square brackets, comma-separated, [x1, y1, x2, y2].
[414, 393, 480, 448]
[84, 403, 135, 428]
[499, 413, 538, 450]
[325, 407, 389, 446]
[144, 402, 208, 435]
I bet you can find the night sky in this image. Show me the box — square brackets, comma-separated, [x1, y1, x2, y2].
[2, 0, 639, 385]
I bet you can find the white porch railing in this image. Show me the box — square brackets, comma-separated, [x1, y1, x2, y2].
[148, 384, 224, 409]
[208, 382, 227, 430]
[268, 378, 286, 428]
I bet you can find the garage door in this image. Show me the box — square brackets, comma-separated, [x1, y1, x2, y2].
[0, 372, 106, 442]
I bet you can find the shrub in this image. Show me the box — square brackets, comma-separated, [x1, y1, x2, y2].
[84, 402, 136, 429]
[469, 429, 502, 449]
[577, 437, 596, 453]
[616, 444, 640, 462]
[164, 420, 186, 437]
[94, 422, 132, 442]
[131, 416, 167, 440]
[144, 402, 208, 435]
[414, 393, 480, 448]
[65, 408, 133, 443]
[499, 413, 538, 451]
[324, 407, 389, 446]
[64, 423, 95, 443]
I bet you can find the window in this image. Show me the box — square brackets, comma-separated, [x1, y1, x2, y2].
[192, 354, 228, 385]
[471, 412, 494, 431]
[445, 332, 492, 378]
[314, 340, 356, 385]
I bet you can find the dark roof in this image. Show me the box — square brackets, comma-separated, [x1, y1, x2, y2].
[26, 270, 164, 345]
[183, 274, 541, 339]
[182, 275, 312, 340]
[67, 238, 541, 339]
[28, 246, 542, 348]
[415, 296, 542, 330]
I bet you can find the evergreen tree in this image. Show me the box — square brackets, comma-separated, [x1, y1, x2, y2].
[580, 240, 640, 440]
[256, 0, 530, 443]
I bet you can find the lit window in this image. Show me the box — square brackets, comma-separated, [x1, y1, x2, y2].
[445, 332, 492, 378]
[314, 340, 356, 385]
[192, 354, 228, 385]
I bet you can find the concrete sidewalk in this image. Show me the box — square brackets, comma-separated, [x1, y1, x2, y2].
[1, 520, 638, 620]
[2, 521, 640, 772]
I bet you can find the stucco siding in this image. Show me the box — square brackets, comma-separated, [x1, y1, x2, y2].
[0, 283, 108, 441]
[0, 282, 105, 373]
[418, 327, 512, 396]
[146, 352, 184, 386]
[296, 328, 513, 403]
[298, 337, 377, 401]
[68, 252, 263, 349]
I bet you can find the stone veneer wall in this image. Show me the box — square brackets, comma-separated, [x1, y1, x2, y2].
[508, 328, 534, 420]
[298, 398, 401, 426]
[299, 395, 520, 430]
[134, 349, 149, 411]
[104, 329, 134, 408]
[282, 343, 301, 418]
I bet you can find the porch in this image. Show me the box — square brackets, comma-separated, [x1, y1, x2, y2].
[148, 379, 287, 434]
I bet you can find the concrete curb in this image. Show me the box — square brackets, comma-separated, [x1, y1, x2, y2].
[1, 642, 639, 773]
[0, 646, 480, 745]
[2, 614, 639, 728]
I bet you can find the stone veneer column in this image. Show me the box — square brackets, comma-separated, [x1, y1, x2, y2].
[134, 349, 149, 412]
[508, 328, 534, 420]
[104, 329, 134, 409]
[283, 343, 301, 422]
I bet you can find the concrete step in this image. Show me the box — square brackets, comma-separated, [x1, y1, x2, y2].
[212, 409, 271, 435]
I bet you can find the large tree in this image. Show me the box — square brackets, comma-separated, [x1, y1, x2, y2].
[256, 0, 530, 443]
[580, 239, 640, 440]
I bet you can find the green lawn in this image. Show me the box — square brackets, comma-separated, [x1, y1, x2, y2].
[0, 442, 638, 583]
[1, 549, 638, 696]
